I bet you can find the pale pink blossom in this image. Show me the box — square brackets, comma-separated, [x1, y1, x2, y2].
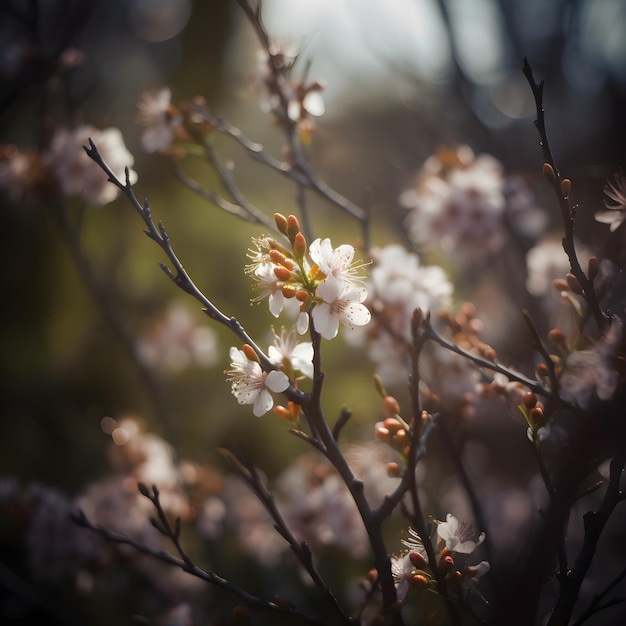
[226, 347, 290, 416]
[437, 513, 485, 554]
[137, 87, 179, 153]
[268, 328, 314, 378]
[311, 279, 371, 340]
[45, 125, 137, 205]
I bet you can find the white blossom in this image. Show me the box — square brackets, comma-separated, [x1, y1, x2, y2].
[437, 513, 485, 554]
[312, 279, 371, 340]
[226, 347, 290, 416]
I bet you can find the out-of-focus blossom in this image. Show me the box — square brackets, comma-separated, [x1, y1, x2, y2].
[402, 146, 543, 264]
[560, 315, 624, 409]
[0, 146, 47, 204]
[137, 303, 219, 373]
[273, 451, 370, 558]
[137, 87, 182, 153]
[437, 513, 485, 554]
[347, 244, 453, 384]
[268, 327, 314, 378]
[595, 169, 626, 231]
[45, 125, 137, 205]
[226, 346, 290, 416]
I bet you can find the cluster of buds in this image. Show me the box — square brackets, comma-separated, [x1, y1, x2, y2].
[519, 390, 548, 439]
[391, 517, 489, 603]
[438, 302, 497, 362]
[246, 213, 371, 340]
[372, 375, 431, 470]
[552, 255, 599, 321]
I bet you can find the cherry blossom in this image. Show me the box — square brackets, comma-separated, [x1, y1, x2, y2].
[437, 513, 485, 554]
[311, 279, 371, 340]
[268, 328, 314, 378]
[45, 125, 137, 206]
[226, 347, 290, 417]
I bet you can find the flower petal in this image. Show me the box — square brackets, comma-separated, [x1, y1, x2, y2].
[265, 370, 290, 392]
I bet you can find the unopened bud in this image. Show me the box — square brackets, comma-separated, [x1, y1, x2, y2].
[286, 214, 300, 241]
[445, 570, 463, 584]
[548, 328, 567, 346]
[269, 249, 294, 269]
[387, 462, 401, 477]
[281, 285, 297, 298]
[530, 406, 547, 427]
[543, 162, 556, 184]
[274, 213, 288, 235]
[566, 273, 583, 295]
[588, 256, 599, 281]
[295, 289, 309, 302]
[384, 417, 401, 433]
[522, 391, 537, 410]
[293, 232, 307, 259]
[439, 554, 455, 574]
[373, 374, 387, 398]
[411, 574, 429, 588]
[536, 362, 549, 379]
[560, 178, 571, 198]
[242, 344, 259, 363]
[553, 277, 569, 292]
[375, 426, 390, 441]
[273, 266, 292, 281]
[383, 395, 401, 415]
[409, 551, 428, 568]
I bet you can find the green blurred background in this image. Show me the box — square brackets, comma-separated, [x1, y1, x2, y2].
[1, 0, 626, 624]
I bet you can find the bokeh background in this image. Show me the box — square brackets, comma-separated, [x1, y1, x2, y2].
[1, 0, 626, 624]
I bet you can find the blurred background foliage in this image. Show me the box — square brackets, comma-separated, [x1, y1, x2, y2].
[0, 0, 626, 624]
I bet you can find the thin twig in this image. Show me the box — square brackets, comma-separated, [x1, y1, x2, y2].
[73, 508, 324, 625]
[522, 59, 607, 333]
[222, 452, 354, 625]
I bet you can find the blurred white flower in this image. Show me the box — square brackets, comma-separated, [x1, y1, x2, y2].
[560, 315, 624, 409]
[403, 147, 506, 262]
[595, 169, 626, 232]
[45, 125, 137, 205]
[347, 244, 453, 385]
[137, 87, 180, 153]
[137, 303, 219, 373]
[226, 347, 290, 416]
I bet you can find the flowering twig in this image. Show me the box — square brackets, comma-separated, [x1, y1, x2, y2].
[83, 139, 307, 406]
[420, 313, 555, 399]
[522, 58, 608, 333]
[72, 496, 324, 625]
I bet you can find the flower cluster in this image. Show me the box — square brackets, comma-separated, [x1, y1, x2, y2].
[401, 145, 544, 266]
[391, 515, 489, 603]
[348, 244, 452, 385]
[0, 125, 137, 206]
[246, 213, 371, 340]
